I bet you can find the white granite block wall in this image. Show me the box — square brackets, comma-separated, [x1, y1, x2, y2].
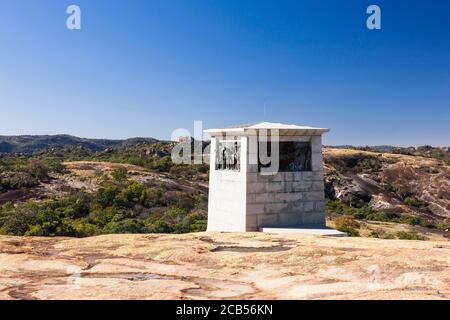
[207, 136, 248, 232]
[245, 135, 326, 231]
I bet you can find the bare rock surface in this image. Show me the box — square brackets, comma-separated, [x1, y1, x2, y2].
[0, 233, 449, 300]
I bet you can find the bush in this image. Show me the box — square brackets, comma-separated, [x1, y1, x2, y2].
[368, 229, 395, 239]
[352, 205, 378, 219]
[187, 211, 207, 232]
[120, 182, 147, 205]
[417, 218, 437, 229]
[382, 182, 395, 192]
[164, 206, 188, 225]
[0, 204, 39, 235]
[368, 230, 380, 238]
[111, 168, 128, 182]
[334, 216, 360, 237]
[436, 219, 450, 231]
[142, 188, 163, 207]
[90, 206, 124, 226]
[145, 219, 174, 233]
[0, 172, 38, 192]
[151, 156, 173, 172]
[63, 192, 92, 219]
[169, 164, 209, 181]
[26, 159, 50, 181]
[71, 220, 101, 237]
[396, 230, 426, 241]
[368, 211, 400, 222]
[33, 208, 75, 236]
[355, 158, 381, 173]
[404, 197, 429, 209]
[326, 200, 353, 215]
[104, 218, 146, 234]
[95, 185, 120, 208]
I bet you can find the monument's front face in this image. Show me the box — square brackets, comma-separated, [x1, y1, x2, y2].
[207, 135, 248, 232]
[206, 123, 328, 232]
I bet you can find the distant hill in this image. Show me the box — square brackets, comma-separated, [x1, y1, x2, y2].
[0, 135, 159, 154]
[330, 145, 449, 164]
[331, 145, 397, 152]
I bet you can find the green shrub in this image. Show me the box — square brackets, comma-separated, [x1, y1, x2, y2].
[404, 197, 429, 209]
[26, 159, 50, 181]
[90, 206, 124, 226]
[95, 185, 120, 208]
[111, 168, 128, 182]
[352, 205, 378, 219]
[25, 225, 46, 236]
[382, 182, 395, 192]
[63, 192, 92, 219]
[104, 218, 146, 234]
[417, 218, 437, 229]
[368, 230, 380, 238]
[120, 182, 147, 205]
[151, 156, 173, 172]
[368, 229, 395, 239]
[0, 204, 39, 235]
[435, 220, 450, 230]
[71, 220, 101, 237]
[187, 211, 207, 232]
[396, 230, 426, 240]
[334, 216, 360, 237]
[33, 208, 75, 236]
[174, 193, 198, 211]
[396, 215, 420, 225]
[169, 164, 209, 181]
[326, 200, 353, 215]
[143, 188, 163, 207]
[368, 211, 400, 222]
[355, 158, 381, 173]
[145, 219, 174, 233]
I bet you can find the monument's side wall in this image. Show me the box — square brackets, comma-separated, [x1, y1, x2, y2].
[207, 137, 248, 232]
[245, 136, 326, 230]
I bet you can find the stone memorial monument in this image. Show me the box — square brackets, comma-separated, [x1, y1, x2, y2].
[205, 122, 337, 234]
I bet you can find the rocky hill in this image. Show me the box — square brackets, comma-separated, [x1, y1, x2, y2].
[322, 148, 449, 240]
[0, 135, 159, 154]
[324, 148, 449, 219]
[0, 140, 448, 240]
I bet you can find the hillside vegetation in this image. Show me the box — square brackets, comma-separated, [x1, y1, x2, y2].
[0, 135, 158, 153]
[0, 136, 448, 240]
[0, 144, 208, 237]
[323, 148, 449, 240]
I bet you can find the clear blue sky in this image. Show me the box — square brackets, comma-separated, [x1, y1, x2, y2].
[0, 0, 449, 146]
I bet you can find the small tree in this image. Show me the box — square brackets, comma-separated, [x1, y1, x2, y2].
[26, 159, 49, 181]
[335, 216, 360, 237]
[111, 167, 128, 182]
